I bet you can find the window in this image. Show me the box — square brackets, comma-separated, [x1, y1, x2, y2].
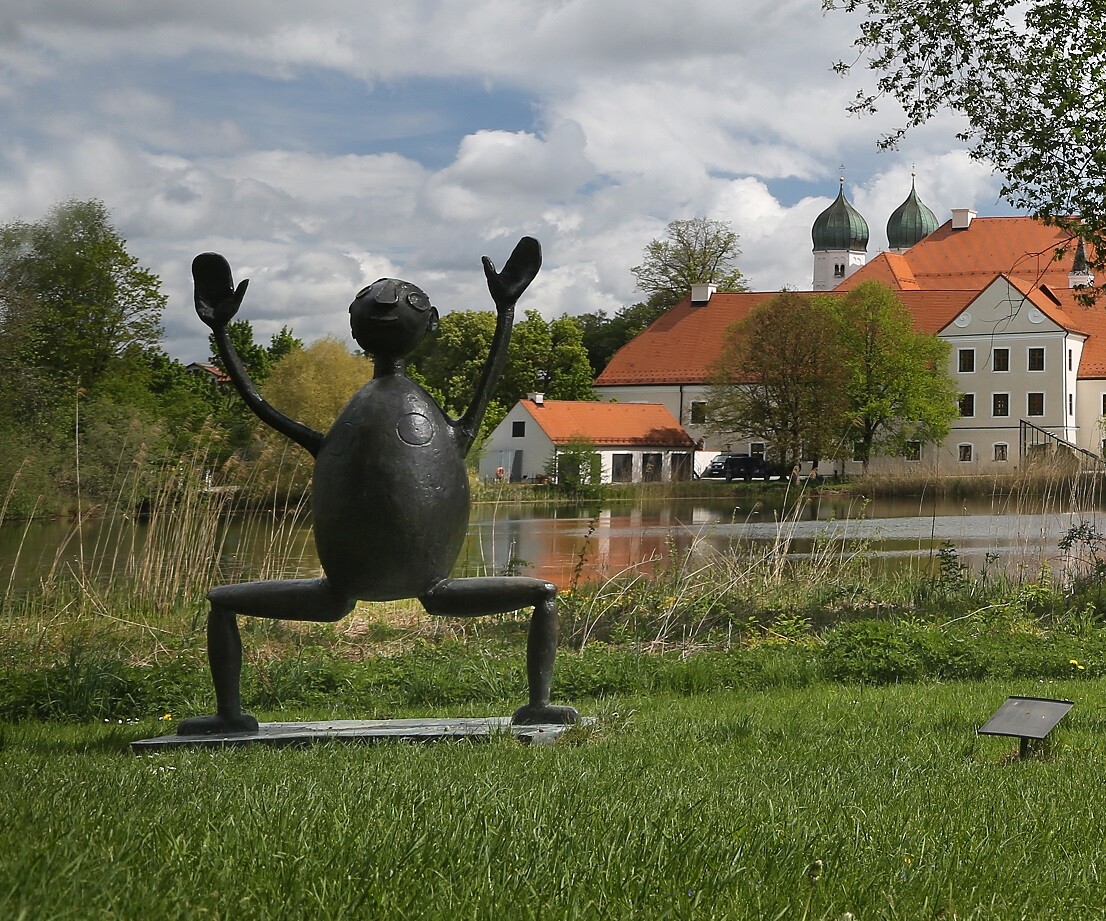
[992, 348, 1009, 372]
[994, 443, 1008, 462]
[1069, 393, 1074, 416]
[750, 442, 765, 459]
[512, 420, 526, 437]
[689, 401, 708, 425]
[671, 453, 692, 482]
[958, 444, 973, 462]
[1101, 392, 1106, 416]
[959, 393, 975, 417]
[1069, 348, 1073, 371]
[904, 441, 922, 461]
[1027, 392, 1045, 416]
[642, 453, 662, 483]
[958, 349, 975, 373]
[612, 453, 633, 483]
[833, 263, 845, 277]
[992, 393, 1009, 417]
[1028, 347, 1045, 371]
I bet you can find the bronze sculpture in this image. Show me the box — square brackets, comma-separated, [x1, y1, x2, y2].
[180, 237, 577, 734]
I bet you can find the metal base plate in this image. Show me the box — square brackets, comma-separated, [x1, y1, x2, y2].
[132, 717, 578, 753]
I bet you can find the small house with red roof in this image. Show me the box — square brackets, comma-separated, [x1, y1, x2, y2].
[596, 186, 1106, 473]
[185, 362, 230, 385]
[479, 396, 697, 484]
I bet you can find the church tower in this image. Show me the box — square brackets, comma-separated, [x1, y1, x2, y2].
[812, 178, 869, 290]
[886, 176, 939, 252]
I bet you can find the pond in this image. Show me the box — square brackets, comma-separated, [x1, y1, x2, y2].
[3, 486, 1103, 594]
[466, 490, 1106, 585]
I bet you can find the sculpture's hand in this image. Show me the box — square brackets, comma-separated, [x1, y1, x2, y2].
[192, 252, 249, 329]
[482, 236, 541, 314]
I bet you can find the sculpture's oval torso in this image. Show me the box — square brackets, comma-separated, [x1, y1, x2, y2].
[312, 376, 470, 600]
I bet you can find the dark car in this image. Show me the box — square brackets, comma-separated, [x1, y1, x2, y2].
[701, 453, 786, 482]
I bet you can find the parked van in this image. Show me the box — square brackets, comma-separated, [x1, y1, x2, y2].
[701, 453, 787, 482]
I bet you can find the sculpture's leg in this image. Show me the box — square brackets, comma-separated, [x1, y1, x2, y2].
[421, 577, 578, 725]
[178, 577, 354, 736]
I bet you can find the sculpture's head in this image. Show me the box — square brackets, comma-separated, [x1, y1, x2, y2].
[349, 278, 439, 358]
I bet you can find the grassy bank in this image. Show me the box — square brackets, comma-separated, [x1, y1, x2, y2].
[6, 681, 1106, 920]
[9, 457, 1106, 917]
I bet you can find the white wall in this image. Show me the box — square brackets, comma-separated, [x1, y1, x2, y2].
[479, 402, 698, 483]
[478, 403, 554, 481]
[938, 278, 1077, 469]
[598, 278, 1103, 473]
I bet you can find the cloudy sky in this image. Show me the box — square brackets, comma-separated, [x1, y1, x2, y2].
[0, 0, 1012, 361]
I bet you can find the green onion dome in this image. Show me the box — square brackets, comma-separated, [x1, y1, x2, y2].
[812, 181, 869, 252]
[886, 178, 938, 250]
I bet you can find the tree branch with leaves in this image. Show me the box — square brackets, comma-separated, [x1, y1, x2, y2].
[632, 217, 748, 308]
[826, 0, 1106, 278]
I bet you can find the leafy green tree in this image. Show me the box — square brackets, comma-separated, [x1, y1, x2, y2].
[0, 199, 182, 514]
[411, 309, 498, 418]
[0, 199, 166, 419]
[229, 337, 373, 500]
[266, 325, 303, 365]
[705, 292, 849, 466]
[544, 435, 604, 498]
[826, 0, 1106, 276]
[547, 315, 597, 400]
[632, 217, 748, 308]
[207, 321, 305, 452]
[261, 336, 372, 433]
[501, 310, 554, 409]
[831, 282, 957, 471]
[501, 311, 596, 407]
[210, 320, 278, 383]
[412, 309, 596, 434]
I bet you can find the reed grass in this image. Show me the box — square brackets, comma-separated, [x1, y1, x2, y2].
[0, 435, 319, 662]
[4, 449, 1106, 669]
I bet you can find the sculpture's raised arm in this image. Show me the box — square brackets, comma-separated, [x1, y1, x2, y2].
[192, 253, 324, 457]
[454, 237, 542, 455]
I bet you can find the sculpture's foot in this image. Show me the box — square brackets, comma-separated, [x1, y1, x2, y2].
[511, 704, 579, 726]
[176, 712, 260, 736]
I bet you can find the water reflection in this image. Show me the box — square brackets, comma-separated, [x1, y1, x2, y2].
[462, 493, 1103, 584]
[2, 491, 1102, 592]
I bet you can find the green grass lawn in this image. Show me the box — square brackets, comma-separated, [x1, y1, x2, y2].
[4, 680, 1106, 920]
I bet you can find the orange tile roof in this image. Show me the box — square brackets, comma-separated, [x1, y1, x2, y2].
[597, 215, 1106, 388]
[840, 217, 1089, 292]
[595, 289, 977, 386]
[1028, 285, 1106, 378]
[520, 399, 695, 447]
[596, 291, 800, 386]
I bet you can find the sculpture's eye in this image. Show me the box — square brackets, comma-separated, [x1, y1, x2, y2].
[407, 291, 431, 312]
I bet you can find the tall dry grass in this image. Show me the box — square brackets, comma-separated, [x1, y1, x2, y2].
[0, 435, 316, 660]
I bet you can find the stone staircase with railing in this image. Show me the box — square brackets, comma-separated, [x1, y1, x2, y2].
[1018, 419, 1106, 472]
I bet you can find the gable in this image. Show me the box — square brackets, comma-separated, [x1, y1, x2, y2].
[937, 276, 1075, 338]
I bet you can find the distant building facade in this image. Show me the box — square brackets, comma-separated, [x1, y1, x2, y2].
[596, 182, 1106, 474]
[479, 397, 697, 484]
